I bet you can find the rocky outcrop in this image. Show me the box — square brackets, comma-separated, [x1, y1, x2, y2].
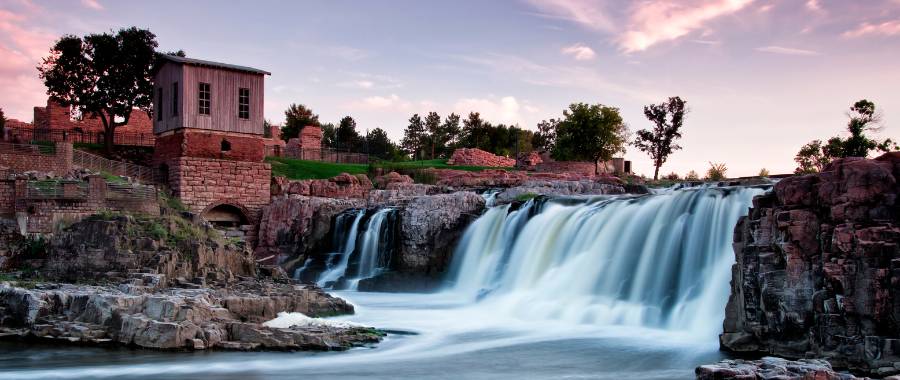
[272, 173, 373, 199]
[429, 169, 529, 188]
[397, 191, 485, 274]
[45, 214, 255, 286]
[721, 153, 900, 376]
[254, 195, 366, 266]
[696, 357, 861, 380]
[494, 179, 626, 204]
[0, 281, 379, 351]
[447, 148, 516, 167]
[373, 171, 414, 189]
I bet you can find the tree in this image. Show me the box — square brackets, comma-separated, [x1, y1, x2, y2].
[794, 140, 832, 174]
[552, 103, 629, 175]
[758, 168, 770, 178]
[280, 103, 320, 141]
[335, 116, 362, 151]
[439, 113, 461, 155]
[706, 162, 728, 181]
[263, 120, 273, 138]
[633, 96, 687, 180]
[460, 112, 486, 150]
[366, 127, 399, 160]
[321, 123, 337, 148]
[685, 170, 700, 181]
[533, 118, 558, 152]
[38, 27, 158, 153]
[424, 112, 442, 159]
[401, 114, 426, 159]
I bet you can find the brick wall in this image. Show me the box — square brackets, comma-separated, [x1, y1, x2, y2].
[2, 176, 159, 233]
[0, 142, 72, 175]
[32, 99, 152, 134]
[166, 157, 271, 222]
[153, 129, 266, 165]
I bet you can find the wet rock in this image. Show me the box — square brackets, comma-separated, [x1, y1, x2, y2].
[398, 191, 485, 274]
[722, 153, 900, 375]
[696, 357, 861, 380]
[494, 179, 626, 204]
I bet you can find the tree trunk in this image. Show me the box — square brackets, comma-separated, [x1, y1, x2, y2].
[653, 165, 660, 181]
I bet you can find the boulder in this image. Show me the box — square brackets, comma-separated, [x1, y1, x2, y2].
[398, 192, 485, 274]
[447, 148, 516, 167]
[696, 357, 860, 380]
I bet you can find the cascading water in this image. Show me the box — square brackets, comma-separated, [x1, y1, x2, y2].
[448, 185, 765, 338]
[303, 207, 399, 290]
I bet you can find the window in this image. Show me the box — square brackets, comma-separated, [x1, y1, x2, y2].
[172, 82, 178, 117]
[198, 82, 211, 115]
[238, 88, 250, 119]
[220, 139, 231, 152]
[157, 88, 163, 121]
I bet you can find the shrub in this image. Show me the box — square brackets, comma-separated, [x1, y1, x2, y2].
[685, 170, 700, 181]
[758, 168, 770, 178]
[662, 172, 680, 181]
[706, 162, 728, 181]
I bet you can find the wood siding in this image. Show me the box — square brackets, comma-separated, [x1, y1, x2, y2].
[153, 63, 265, 135]
[152, 63, 183, 134]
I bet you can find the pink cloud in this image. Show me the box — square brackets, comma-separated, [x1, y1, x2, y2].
[843, 19, 900, 38]
[81, 0, 104, 11]
[618, 0, 755, 53]
[523, 0, 614, 31]
[561, 43, 597, 60]
[0, 6, 55, 120]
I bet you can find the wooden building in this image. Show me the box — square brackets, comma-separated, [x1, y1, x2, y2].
[151, 55, 272, 236]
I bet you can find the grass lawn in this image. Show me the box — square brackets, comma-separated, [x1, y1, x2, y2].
[266, 157, 512, 180]
[266, 157, 368, 180]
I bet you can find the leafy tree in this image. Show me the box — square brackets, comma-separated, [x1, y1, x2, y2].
[795, 100, 897, 172]
[320, 123, 337, 148]
[533, 118, 558, 152]
[401, 114, 426, 159]
[280, 103, 320, 141]
[758, 168, 770, 178]
[335, 116, 362, 151]
[439, 113, 461, 156]
[38, 27, 158, 153]
[424, 112, 442, 159]
[552, 103, 629, 175]
[460, 112, 487, 150]
[794, 140, 830, 174]
[633, 96, 686, 180]
[263, 120, 273, 138]
[366, 127, 400, 160]
[706, 162, 727, 181]
[685, 170, 700, 181]
[663, 172, 680, 180]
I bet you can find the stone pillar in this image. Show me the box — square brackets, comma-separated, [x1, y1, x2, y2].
[87, 175, 106, 205]
[55, 142, 73, 173]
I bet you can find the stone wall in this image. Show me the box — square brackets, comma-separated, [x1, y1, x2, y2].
[0, 142, 72, 175]
[533, 160, 597, 176]
[153, 129, 266, 164]
[447, 148, 516, 167]
[721, 152, 900, 376]
[31, 99, 152, 134]
[166, 157, 271, 222]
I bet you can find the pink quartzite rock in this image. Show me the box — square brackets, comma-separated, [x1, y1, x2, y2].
[447, 148, 516, 167]
[720, 153, 900, 377]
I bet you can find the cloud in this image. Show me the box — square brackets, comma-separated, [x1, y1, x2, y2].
[805, 0, 823, 12]
[327, 46, 369, 61]
[755, 45, 820, 56]
[843, 19, 900, 38]
[453, 96, 534, 126]
[618, 0, 755, 53]
[336, 72, 402, 90]
[81, 0, 104, 11]
[0, 6, 56, 120]
[522, 0, 614, 31]
[561, 43, 597, 60]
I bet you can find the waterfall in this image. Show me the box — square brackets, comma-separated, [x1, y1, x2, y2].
[447, 185, 765, 337]
[307, 207, 398, 290]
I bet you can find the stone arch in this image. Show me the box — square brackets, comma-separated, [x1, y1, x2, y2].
[201, 201, 250, 228]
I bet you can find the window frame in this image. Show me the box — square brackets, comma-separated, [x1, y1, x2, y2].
[198, 82, 211, 116]
[238, 88, 250, 120]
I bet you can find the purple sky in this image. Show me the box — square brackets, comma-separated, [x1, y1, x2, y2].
[1, 0, 899, 176]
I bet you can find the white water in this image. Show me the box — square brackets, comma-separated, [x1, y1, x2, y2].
[449, 185, 764, 338]
[316, 209, 366, 287]
[0, 186, 765, 379]
[347, 208, 396, 290]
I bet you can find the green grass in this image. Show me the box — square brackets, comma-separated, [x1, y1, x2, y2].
[266, 157, 368, 180]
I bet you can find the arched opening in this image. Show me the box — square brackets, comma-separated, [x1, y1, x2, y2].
[203, 203, 248, 229]
[220, 139, 232, 152]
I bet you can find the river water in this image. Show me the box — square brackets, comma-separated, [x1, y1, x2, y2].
[0, 186, 764, 379]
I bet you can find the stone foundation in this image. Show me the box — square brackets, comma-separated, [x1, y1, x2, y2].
[165, 157, 271, 223]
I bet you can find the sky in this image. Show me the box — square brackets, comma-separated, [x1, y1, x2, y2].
[1, 0, 899, 177]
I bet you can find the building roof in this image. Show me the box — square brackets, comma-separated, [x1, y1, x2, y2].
[160, 54, 271, 75]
